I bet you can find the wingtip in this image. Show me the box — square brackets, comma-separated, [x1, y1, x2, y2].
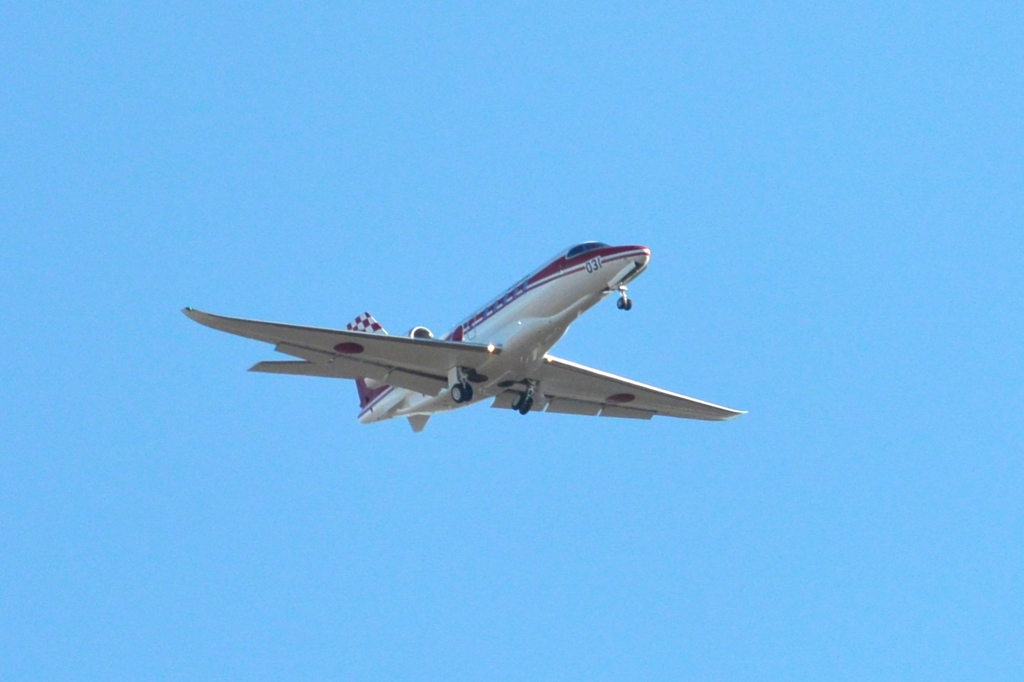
[182, 307, 217, 327]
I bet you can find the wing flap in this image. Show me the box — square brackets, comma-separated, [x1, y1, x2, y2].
[600, 405, 655, 420]
[491, 391, 519, 409]
[545, 398, 602, 416]
[274, 342, 336, 363]
[384, 369, 446, 396]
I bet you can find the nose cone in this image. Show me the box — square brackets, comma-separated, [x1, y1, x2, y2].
[627, 244, 651, 267]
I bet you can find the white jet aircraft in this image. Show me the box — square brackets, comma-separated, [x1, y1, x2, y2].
[184, 242, 744, 431]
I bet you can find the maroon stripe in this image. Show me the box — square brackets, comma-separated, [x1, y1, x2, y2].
[526, 260, 563, 286]
[444, 247, 647, 338]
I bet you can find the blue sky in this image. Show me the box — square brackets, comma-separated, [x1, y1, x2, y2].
[2, 2, 1022, 680]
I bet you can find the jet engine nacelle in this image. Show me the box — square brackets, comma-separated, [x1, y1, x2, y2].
[408, 326, 434, 340]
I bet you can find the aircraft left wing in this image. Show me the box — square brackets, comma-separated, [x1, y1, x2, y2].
[529, 355, 744, 421]
[182, 308, 500, 396]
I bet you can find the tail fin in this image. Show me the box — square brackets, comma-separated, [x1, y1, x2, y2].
[347, 312, 389, 409]
[346, 312, 388, 335]
[355, 377, 389, 409]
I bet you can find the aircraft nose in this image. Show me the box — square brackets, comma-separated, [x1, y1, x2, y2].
[633, 245, 651, 266]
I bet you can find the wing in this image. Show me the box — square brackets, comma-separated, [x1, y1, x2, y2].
[183, 308, 500, 396]
[525, 355, 744, 421]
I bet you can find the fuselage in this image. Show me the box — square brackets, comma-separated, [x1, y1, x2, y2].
[359, 243, 651, 423]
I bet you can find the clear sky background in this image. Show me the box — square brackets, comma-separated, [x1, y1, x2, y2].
[2, 2, 1022, 680]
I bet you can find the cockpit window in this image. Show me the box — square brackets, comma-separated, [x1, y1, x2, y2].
[565, 242, 608, 259]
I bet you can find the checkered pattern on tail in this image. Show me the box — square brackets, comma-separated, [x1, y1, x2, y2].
[346, 312, 389, 411]
[345, 312, 387, 335]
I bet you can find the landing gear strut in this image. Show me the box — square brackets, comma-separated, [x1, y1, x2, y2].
[511, 383, 535, 415]
[616, 285, 633, 311]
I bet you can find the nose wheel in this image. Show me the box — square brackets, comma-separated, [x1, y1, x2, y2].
[616, 285, 633, 311]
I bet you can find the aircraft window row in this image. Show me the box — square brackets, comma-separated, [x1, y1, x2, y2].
[565, 242, 608, 259]
[465, 281, 529, 329]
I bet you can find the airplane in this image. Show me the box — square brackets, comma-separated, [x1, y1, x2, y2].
[183, 242, 744, 431]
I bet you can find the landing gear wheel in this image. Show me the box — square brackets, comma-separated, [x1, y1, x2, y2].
[452, 382, 473, 403]
[616, 285, 632, 311]
[511, 386, 534, 415]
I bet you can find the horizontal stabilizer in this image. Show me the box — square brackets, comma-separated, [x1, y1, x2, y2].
[250, 360, 444, 397]
[249, 361, 361, 378]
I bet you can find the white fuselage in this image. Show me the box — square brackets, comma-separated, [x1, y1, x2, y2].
[358, 244, 650, 423]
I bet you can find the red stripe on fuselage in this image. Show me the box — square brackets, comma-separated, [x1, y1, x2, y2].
[521, 247, 648, 298]
[446, 247, 647, 338]
[527, 245, 646, 287]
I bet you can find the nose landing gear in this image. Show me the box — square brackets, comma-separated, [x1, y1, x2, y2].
[616, 285, 633, 311]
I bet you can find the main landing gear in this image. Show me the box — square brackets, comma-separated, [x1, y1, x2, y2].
[511, 384, 535, 415]
[450, 381, 474, 404]
[449, 366, 475, 404]
[616, 285, 633, 311]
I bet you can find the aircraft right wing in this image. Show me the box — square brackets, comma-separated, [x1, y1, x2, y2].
[517, 355, 744, 421]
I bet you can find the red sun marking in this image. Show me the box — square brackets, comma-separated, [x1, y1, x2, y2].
[334, 342, 364, 354]
[606, 393, 636, 404]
